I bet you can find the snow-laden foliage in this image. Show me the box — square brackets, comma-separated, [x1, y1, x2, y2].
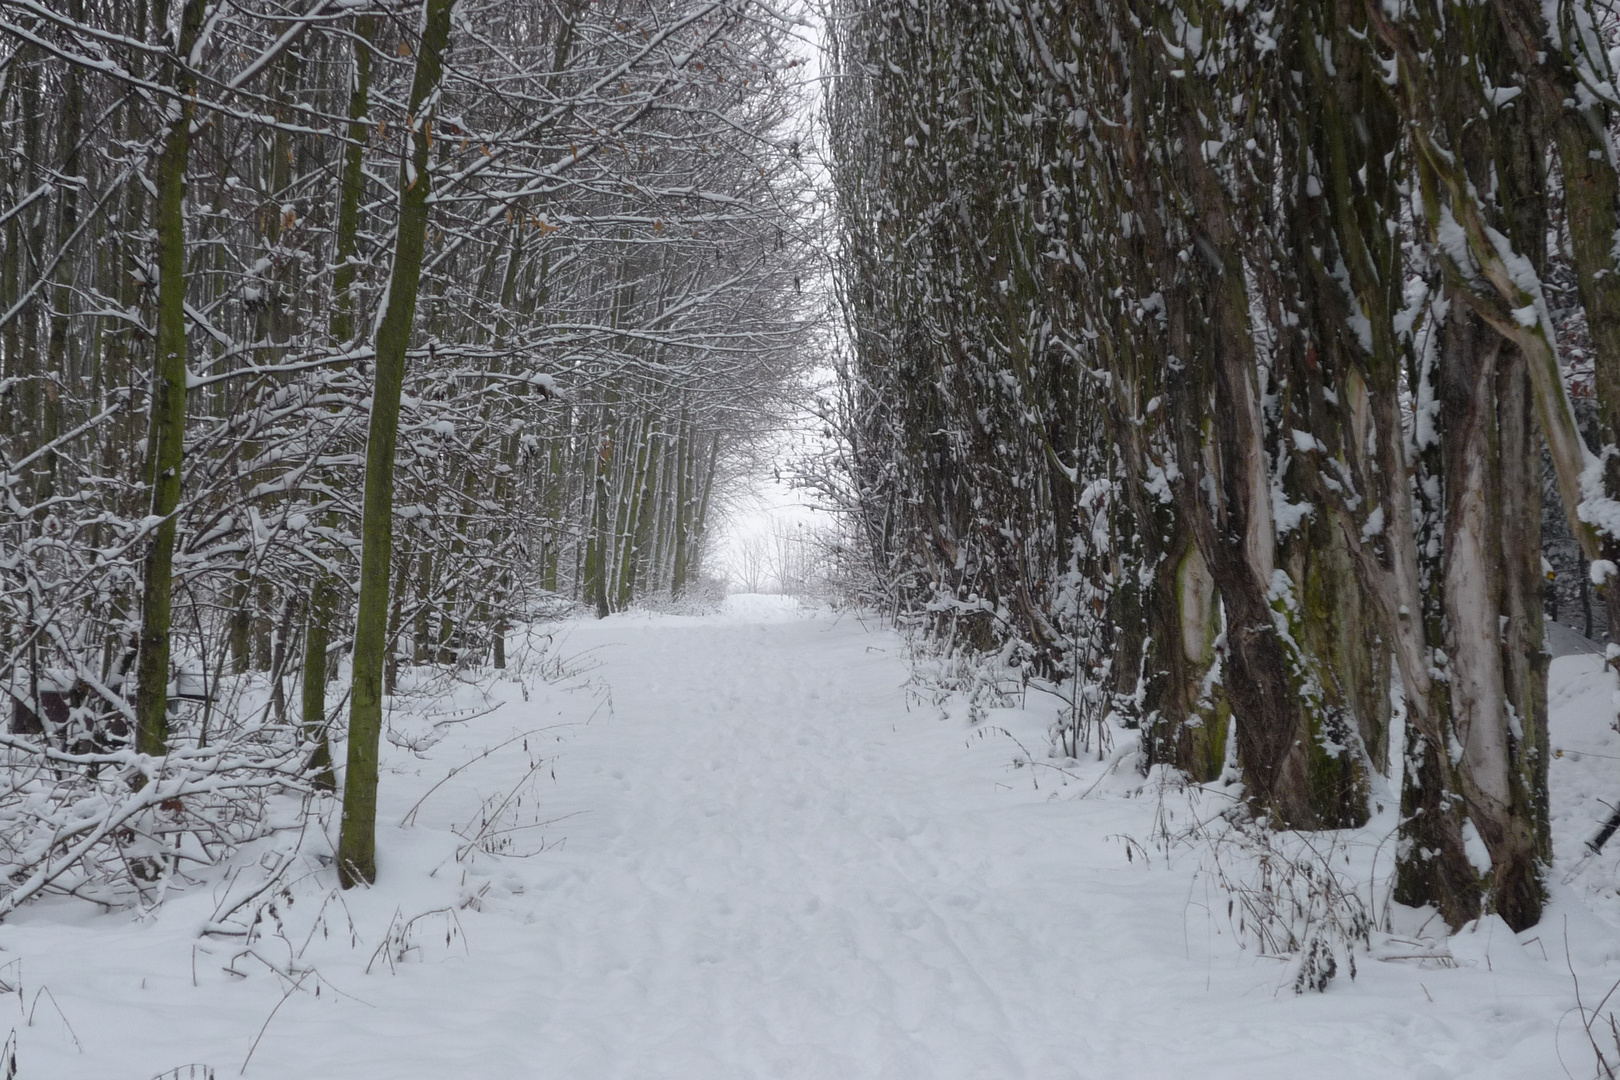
[0, 0, 818, 914]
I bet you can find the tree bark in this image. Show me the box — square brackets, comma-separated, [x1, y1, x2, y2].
[338, 0, 456, 888]
[1439, 306, 1544, 930]
[133, 0, 207, 760]
[301, 13, 374, 792]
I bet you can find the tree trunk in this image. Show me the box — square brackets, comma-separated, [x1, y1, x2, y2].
[338, 0, 456, 888]
[1439, 306, 1544, 930]
[591, 431, 612, 618]
[39, 0, 84, 510]
[617, 414, 658, 607]
[133, 0, 207, 759]
[671, 407, 693, 596]
[1492, 0, 1620, 635]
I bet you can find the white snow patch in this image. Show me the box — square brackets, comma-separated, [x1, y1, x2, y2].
[0, 608, 1612, 1080]
[1360, 504, 1385, 541]
[1460, 819, 1493, 875]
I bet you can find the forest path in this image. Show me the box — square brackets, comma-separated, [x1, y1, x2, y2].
[6, 596, 1577, 1079]
[492, 595, 1127, 1079]
[361, 595, 1552, 1080]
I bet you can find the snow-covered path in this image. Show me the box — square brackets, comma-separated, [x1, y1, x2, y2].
[4, 597, 1596, 1078]
[469, 599, 1151, 1080]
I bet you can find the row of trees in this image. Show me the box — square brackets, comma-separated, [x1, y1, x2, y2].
[727, 517, 833, 594]
[823, 0, 1620, 931]
[0, 0, 815, 908]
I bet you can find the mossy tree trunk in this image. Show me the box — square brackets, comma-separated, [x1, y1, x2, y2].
[338, 0, 456, 889]
[1278, 0, 1483, 923]
[1417, 1, 1549, 931]
[133, 0, 207, 759]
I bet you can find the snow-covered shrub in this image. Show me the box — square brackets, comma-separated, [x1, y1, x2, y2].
[0, 723, 312, 919]
[901, 623, 1029, 725]
[1152, 780, 1373, 993]
[634, 573, 730, 616]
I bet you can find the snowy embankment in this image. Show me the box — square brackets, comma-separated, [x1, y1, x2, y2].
[3, 595, 1614, 1078]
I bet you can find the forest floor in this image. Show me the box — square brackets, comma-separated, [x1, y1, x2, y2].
[3, 595, 1617, 1078]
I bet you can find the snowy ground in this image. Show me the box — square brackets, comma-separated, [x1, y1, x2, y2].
[4, 595, 1617, 1078]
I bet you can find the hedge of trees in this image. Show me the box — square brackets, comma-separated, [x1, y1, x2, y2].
[824, 0, 1620, 931]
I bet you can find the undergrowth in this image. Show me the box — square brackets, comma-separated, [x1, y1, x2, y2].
[1139, 770, 1379, 994]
